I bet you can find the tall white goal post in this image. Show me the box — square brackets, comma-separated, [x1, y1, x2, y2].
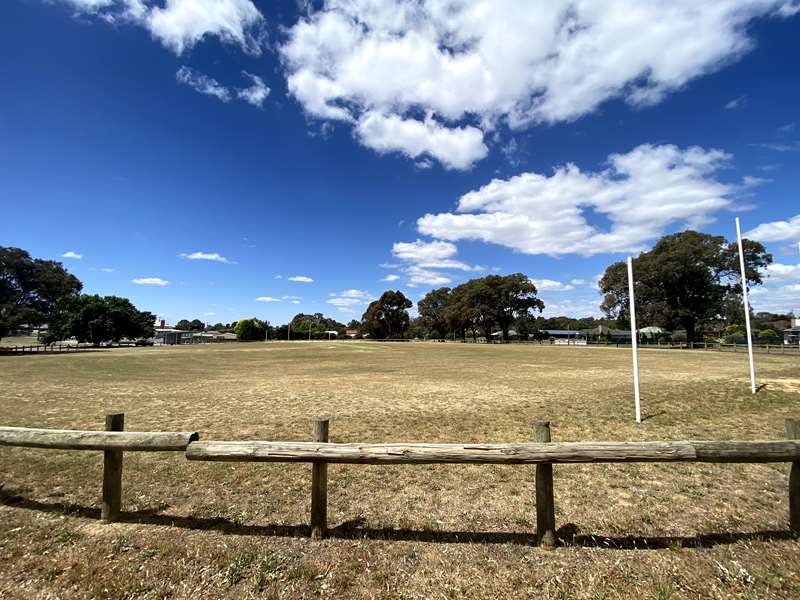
[627, 256, 642, 423]
[735, 217, 757, 395]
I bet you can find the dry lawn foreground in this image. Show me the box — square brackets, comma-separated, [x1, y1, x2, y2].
[1, 342, 799, 599]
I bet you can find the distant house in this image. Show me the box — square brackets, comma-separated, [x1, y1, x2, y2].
[490, 330, 517, 338]
[639, 326, 667, 340]
[154, 327, 186, 345]
[785, 317, 800, 345]
[540, 329, 581, 339]
[345, 329, 359, 338]
[576, 325, 632, 342]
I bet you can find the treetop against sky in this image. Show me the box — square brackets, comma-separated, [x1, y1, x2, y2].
[2, 0, 799, 324]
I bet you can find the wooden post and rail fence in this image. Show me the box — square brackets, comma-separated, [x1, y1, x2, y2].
[1, 415, 798, 544]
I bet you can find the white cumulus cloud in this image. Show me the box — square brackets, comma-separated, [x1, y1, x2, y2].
[237, 71, 270, 108]
[418, 144, 751, 256]
[60, 0, 265, 56]
[288, 275, 314, 282]
[327, 289, 374, 312]
[381, 274, 400, 282]
[256, 296, 281, 302]
[745, 214, 800, 242]
[356, 112, 487, 171]
[61, 251, 83, 259]
[132, 277, 169, 285]
[180, 251, 235, 263]
[532, 279, 574, 292]
[391, 239, 482, 287]
[280, 0, 798, 168]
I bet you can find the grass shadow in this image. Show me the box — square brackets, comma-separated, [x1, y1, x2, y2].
[2, 490, 796, 548]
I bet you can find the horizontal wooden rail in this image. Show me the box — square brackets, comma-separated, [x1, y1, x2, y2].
[3, 417, 799, 540]
[185, 439, 800, 464]
[0, 426, 199, 451]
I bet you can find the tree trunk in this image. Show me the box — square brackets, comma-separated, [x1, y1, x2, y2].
[684, 319, 696, 343]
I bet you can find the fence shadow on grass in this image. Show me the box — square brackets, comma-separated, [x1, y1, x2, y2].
[2, 488, 796, 549]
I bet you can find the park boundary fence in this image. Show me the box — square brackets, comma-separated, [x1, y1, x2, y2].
[1, 416, 798, 545]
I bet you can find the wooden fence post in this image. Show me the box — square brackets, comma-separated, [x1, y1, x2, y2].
[787, 419, 799, 532]
[101, 413, 124, 523]
[311, 417, 329, 539]
[533, 418, 556, 547]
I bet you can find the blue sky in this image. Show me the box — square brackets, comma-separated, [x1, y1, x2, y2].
[2, 0, 799, 325]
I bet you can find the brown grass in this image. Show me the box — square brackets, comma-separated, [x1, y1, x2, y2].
[1, 341, 799, 599]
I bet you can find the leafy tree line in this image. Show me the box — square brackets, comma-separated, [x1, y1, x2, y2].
[233, 313, 350, 341]
[1, 247, 155, 346]
[365, 274, 546, 341]
[599, 231, 772, 341]
[43, 295, 155, 346]
[1, 247, 82, 340]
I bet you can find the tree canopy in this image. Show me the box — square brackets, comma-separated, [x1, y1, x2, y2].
[361, 290, 413, 339]
[234, 318, 267, 341]
[417, 274, 545, 340]
[44, 295, 155, 346]
[0, 247, 82, 340]
[599, 231, 772, 341]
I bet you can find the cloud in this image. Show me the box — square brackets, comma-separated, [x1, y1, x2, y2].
[256, 296, 281, 302]
[100, 267, 115, 272]
[381, 274, 400, 282]
[132, 277, 169, 285]
[61, 0, 265, 56]
[60, 251, 83, 259]
[327, 289, 373, 312]
[532, 279, 574, 292]
[538, 295, 604, 318]
[747, 142, 800, 152]
[288, 275, 314, 282]
[724, 95, 747, 110]
[291, 299, 301, 304]
[176, 67, 269, 108]
[390, 239, 483, 286]
[176, 66, 231, 101]
[570, 278, 588, 286]
[749, 282, 800, 314]
[280, 1, 797, 168]
[418, 143, 751, 256]
[237, 71, 270, 108]
[763, 262, 800, 283]
[180, 251, 236, 263]
[745, 214, 800, 242]
[355, 112, 487, 170]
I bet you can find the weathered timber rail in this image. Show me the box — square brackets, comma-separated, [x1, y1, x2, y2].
[0, 418, 198, 523]
[0, 426, 198, 451]
[185, 439, 800, 464]
[2, 415, 799, 544]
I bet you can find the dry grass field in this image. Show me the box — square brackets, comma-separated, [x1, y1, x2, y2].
[1, 341, 799, 599]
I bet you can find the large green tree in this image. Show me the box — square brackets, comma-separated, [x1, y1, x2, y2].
[234, 318, 267, 341]
[444, 274, 545, 341]
[289, 313, 346, 338]
[361, 290, 412, 339]
[599, 231, 772, 341]
[0, 247, 82, 340]
[416, 287, 451, 339]
[44, 295, 155, 346]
